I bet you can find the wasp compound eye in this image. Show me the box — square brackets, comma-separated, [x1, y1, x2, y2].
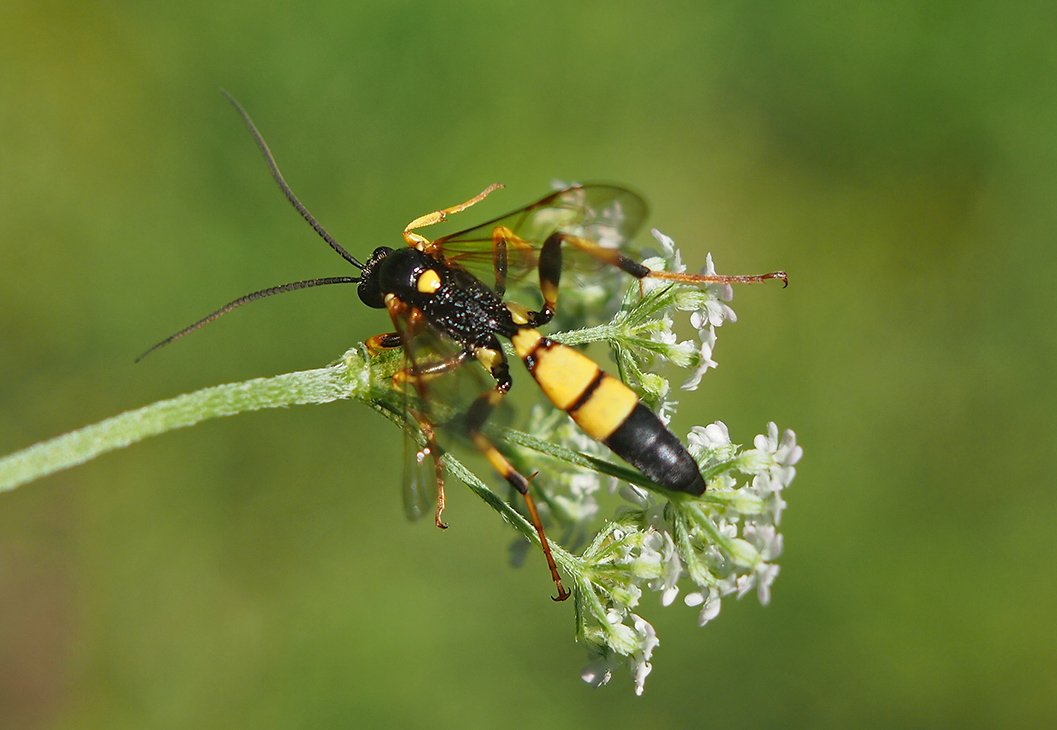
[357, 247, 395, 308]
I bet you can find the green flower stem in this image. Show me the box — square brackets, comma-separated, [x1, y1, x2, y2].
[502, 426, 743, 508]
[0, 360, 362, 493]
[549, 323, 617, 348]
[0, 341, 583, 590]
[682, 501, 739, 558]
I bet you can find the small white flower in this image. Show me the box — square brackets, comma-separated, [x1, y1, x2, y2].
[753, 423, 803, 488]
[689, 421, 730, 449]
[733, 562, 781, 605]
[643, 532, 682, 606]
[649, 229, 686, 273]
[684, 586, 723, 626]
[629, 614, 659, 696]
[718, 575, 739, 595]
[700, 253, 736, 307]
[744, 522, 783, 561]
[755, 563, 780, 605]
[680, 253, 740, 390]
[656, 396, 678, 426]
[681, 325, 718, 391]
[687, 421, 738, 464]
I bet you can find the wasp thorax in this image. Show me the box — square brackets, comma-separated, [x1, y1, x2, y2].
[416, 268, 442, 294]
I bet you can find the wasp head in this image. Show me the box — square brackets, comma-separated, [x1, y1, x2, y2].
[359, 246, 438, 308]
[357, 246, 397, 308]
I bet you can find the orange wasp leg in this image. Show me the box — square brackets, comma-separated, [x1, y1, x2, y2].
[474, 225, 557, 327]
[536, 231, 788, 306]
[403, 409, 449, 529]
[484, 225, 539, 298]
[365, 331, 404, 351]
[403, 183, 505, 248]
[464, 356, 571, 602]
[391, 351, 471, 530]
[381, 297, 464, 528]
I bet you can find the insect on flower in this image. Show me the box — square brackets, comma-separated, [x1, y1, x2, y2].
[139, 92, 788, 601]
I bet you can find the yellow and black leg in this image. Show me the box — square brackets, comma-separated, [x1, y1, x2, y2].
[487, 224, 539, 298]
[465, 338, 571, 601]
[391, 350, 474, 529]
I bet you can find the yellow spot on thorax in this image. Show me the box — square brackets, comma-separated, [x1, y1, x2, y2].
[417, 269, 442, 294]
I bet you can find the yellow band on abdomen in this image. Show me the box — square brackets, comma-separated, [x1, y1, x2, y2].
[569, 375, 638, 440]
[532, 343, 601, 411]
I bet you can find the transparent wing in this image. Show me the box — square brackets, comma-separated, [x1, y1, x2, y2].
[424, 184, 649, 299]
[386, 300, 491, 522]
[401, 427, 437, 522]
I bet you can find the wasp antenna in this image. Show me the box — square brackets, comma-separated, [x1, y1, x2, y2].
[136, 276, 359, 362]
[220, 89, 364, 270]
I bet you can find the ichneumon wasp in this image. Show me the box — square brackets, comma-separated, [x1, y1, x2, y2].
[139, 93, 788, 601]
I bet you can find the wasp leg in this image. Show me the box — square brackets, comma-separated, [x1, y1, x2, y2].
[384, 297, 470, 528]
[485, 225, 538, 298]
[393, 350, 473, 385]
[365, 331, 403, 351]
[404, 409, 449, 528]
[477, 226, 558, 326]
[647, 268, 788, 286]
[465, 337, 571, 602]
[403, 183, 505, 248]
[537, 233, 788, 308]
[379, 298, 432, 348]
[391, 350, 474, 529]
[492, 227, 509, 296]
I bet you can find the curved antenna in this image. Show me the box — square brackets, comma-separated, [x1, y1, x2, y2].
[220, 89, 364, 269]
[136, 276, 359, 362]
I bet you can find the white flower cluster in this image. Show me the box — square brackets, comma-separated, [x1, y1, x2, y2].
[574, 419, 799, 694]
[607, 230, 740, 419]
[680, 420, 800, 616]
[515, 232, 801, 695]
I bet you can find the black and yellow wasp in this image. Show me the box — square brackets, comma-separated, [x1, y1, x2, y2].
[141, 93, 787, 601]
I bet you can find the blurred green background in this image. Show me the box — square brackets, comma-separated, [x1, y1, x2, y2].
[2, 1, 1055, 727]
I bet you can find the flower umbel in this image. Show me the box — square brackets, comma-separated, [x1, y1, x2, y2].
[501, 232, 800, 694]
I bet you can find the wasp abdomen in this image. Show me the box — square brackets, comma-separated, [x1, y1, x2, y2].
[511, 328, 706, 495]
[601, 403, 706, 495]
